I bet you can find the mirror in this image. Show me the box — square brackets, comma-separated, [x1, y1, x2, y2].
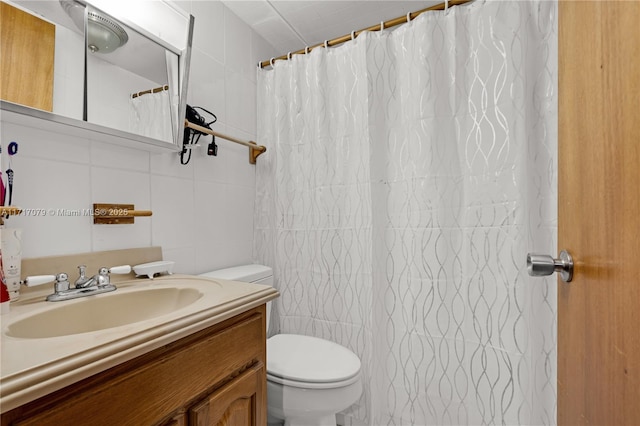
[84, 4, 180, 143]
[0, 0, 193, 149]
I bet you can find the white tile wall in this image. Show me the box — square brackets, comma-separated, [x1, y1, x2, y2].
[0, 0, 279, 274]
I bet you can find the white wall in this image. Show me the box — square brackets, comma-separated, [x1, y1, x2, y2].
[87, 56, 160, 136]
[0, 0, 279, 275]
[52, 24, 83, 120]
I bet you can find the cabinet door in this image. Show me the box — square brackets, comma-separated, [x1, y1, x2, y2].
[0, 2, 55, 111]
[190, 363, 266, 426]
[161, 412, 187, 426]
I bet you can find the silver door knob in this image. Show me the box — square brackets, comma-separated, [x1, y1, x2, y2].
[527, 250, 573, 282]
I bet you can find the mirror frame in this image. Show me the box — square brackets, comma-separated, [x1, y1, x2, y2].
[0, 0, 194, 152]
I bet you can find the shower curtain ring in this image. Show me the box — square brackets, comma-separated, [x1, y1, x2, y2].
[380, 21, 385, 31]
[324, 40, 329, 48]
[406, 12, 412, 23]
[270, 57, 275, 67]
[444, 0, 449, 11]
[305, 46, 310, 54]
[287, 51, 292, 60]
[351, 30, 356, 40]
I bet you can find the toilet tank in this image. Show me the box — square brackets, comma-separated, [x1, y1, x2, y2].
[199, 264, 273, 332]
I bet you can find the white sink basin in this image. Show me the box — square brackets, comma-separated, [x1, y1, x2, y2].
[0, 273, 280, 413]
[5, 286, 203, 339]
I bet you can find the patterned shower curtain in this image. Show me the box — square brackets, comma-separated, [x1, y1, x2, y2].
[255, 1, 557, 425]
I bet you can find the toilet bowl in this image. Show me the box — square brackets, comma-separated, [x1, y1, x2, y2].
[200, 265, 362, 426]
[267, 334, 362, 426]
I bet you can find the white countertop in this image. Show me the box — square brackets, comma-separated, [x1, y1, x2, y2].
[0, 275, 279, 413]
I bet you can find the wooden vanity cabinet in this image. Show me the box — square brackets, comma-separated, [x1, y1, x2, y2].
[190, 363, 265, 425]
[1, 306, 267, 426]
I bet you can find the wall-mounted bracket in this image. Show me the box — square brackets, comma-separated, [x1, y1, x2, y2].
[0, 206, 22, 226]
[0, 207, 22, 216]
[93, 204, 152, 225]
[249, 142, 266, 164]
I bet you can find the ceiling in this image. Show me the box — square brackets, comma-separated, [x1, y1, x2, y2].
[221, 1, 441, 57]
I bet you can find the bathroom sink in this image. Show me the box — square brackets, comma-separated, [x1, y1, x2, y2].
[5, 286, 203, 339]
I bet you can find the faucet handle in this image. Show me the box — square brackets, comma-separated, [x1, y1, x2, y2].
[77, 265, 87, 277]
[108, 265, 132, 274]
[25, 273, 70, 293]
[24, 275, 56, 287]
[94, 265, 131, 286]
[54, 273, 70, 292]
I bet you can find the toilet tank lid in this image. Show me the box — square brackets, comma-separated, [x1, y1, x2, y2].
[199, 264, 272, 283]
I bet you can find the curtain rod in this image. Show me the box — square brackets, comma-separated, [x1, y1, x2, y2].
[184, 120, 267, 164]
[258, 0, 473, 69]
[132, 85, 169, 99]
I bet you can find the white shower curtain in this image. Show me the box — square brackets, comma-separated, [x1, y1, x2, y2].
[130, 89, 173, 142]
[255, 1, 557, 425]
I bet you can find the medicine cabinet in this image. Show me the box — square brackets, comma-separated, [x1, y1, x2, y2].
[0, 0, 194, 151]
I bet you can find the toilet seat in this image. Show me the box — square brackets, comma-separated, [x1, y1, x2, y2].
[266, 372, 361, 389]
[267, 334, 361, 389]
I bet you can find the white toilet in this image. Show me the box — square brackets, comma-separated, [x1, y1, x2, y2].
[200, 264, 362, 426]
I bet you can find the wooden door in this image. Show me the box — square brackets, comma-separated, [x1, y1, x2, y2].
[0, 1, 55, 111]
[558, 2, 640, 425]
[189, 364, 266, 426]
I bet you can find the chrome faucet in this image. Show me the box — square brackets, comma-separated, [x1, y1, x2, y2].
[24, 265, 131, 302]
[74, 265, 91, 288]
[74, 265, 110, 288]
